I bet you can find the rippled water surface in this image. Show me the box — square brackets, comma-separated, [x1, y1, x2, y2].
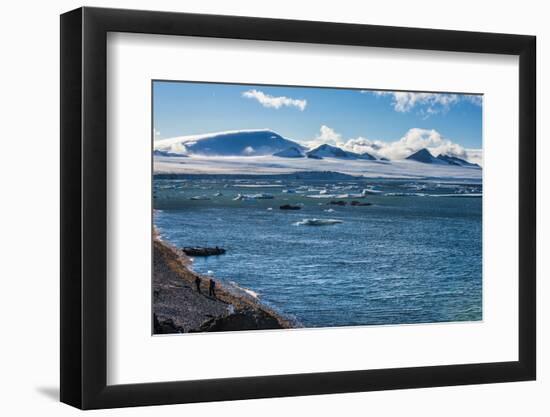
[154, 176, 482, 327]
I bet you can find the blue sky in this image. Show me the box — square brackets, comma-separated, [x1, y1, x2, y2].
[153, 81, 482, 151]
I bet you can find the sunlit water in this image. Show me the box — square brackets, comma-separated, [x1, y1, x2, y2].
[154, 176, 482, 328]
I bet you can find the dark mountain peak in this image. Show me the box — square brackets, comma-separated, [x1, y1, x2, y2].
[436, 154, 480, 168]
[306, 144, 353, 159]
[406, 148, 437, 163]
[359, 152, 376, 160]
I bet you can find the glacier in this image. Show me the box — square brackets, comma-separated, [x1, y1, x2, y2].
[154, 154, 482, 179]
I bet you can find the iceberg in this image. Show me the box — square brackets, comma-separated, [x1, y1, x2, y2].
[294, 218, 343, 226]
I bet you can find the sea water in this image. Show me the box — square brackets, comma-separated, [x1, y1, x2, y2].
[153, 176, 482, 328]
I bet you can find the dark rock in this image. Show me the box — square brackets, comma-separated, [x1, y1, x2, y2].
[329, 200, 347, 206]
[279, 204, 301, 210]
[182, 247, 226, 256]
[194, 310, 285, 332]
[154, 314, 185, 334]
[350, 201, 372, 206]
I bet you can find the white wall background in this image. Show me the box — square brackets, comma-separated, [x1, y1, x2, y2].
[0, 0, 546, 415]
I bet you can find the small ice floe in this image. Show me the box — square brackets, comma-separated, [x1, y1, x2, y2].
[190, 195, 211, 200]
[213, 192, 223, 197]
[362, 188, 382, 195]
[306, 193, 350, 199]
[294, 218, 343, 226]
[230, 281, 260, 299]
[234, 184, 283, 188]
[267, 207, 273, 211]
[435, 183, 461, 189]
[324, 208, 335, 213]
[384, 192, 426, 197]
[403, 183, 427, 191]
[233, 193, 274, 200]
[319, 189, 328, 194]
[250, 193, 274, 199]
[207, 270, 214, 275]
[282, 189, 296, 193]
[430, 193, 482, 198]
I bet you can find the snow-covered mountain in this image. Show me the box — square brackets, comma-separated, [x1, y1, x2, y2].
[154, 129, 304, 157]
[406, 148, 444, 164]
[436, 154, 480, 168]
[153, 130, 480, 178]
[406, 148, 480, 168]
[273, 146, 305, 158]
[306, 144, 375, 160]
[153, 149, 187, 158]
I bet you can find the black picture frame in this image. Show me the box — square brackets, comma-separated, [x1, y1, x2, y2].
[60, 6, 536, 410]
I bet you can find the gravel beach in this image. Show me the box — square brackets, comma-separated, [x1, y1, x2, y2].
[153, 234, 294, 333]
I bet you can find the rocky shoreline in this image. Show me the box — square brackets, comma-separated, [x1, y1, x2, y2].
[153, 233, 294, 334]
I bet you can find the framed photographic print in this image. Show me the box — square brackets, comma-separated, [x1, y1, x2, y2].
[60, 7, 536, 409]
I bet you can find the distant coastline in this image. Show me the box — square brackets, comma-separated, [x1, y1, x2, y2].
[153, 231, 294, 334]
[153, 170, 482, 183]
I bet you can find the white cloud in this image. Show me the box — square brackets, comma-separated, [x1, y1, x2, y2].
[368, 91, 482, 116]
[242, 89, 307, 111]
[342, 137, 386, 154]
[374, 91, 458, 113]
[462, 148, 483, 166]
[306, 125, 482, 166]
[316, 125, 343, 144]
[344, 128, 482, 165]
[305, 125, 344, 148]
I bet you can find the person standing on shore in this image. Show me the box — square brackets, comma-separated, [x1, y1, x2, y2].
[209, 279, 216, 298]
[194, 276, 201, 294]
